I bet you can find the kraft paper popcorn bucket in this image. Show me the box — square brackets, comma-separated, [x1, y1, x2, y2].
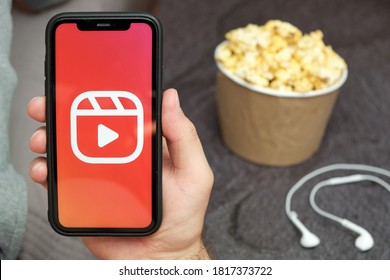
[215, 41, 348, 166]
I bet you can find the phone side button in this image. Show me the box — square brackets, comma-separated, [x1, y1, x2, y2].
[44, 59, 47, 78]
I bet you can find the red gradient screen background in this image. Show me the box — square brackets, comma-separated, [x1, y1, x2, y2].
[55, 23, 152, 228]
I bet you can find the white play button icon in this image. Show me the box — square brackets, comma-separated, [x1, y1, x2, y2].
[98, 124, 119, 148]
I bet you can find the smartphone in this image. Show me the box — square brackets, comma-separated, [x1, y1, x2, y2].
[45, 13, 162, 236]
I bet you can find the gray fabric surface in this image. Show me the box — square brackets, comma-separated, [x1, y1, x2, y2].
[8, 0, 390, 259]
[0, 0, 28, 260]
[158, 0, 390, 259]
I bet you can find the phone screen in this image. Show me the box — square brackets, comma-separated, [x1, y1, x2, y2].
[51, 20, 158, 232]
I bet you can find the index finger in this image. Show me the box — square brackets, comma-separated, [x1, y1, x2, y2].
[27, 96, 46, 123]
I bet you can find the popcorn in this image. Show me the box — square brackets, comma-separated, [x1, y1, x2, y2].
[216, 20, 347, 93]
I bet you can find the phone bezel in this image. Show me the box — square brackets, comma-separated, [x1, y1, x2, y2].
[45, 12, 162, 236]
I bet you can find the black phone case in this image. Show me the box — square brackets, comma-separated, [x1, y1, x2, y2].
[45, 12, 162, 236]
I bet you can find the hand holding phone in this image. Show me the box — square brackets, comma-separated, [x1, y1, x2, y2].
[29, 89, 214, 259]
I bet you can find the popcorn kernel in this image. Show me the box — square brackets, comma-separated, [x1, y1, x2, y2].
[216, 20, 347, 93]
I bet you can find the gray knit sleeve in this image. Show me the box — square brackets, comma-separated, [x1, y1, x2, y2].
[0, 0, 28, 260]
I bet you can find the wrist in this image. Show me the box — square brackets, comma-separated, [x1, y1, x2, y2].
[180, 240, 210, 260]
[151, 239, 211, 260]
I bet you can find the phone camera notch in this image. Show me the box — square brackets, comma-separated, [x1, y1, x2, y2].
[77, 21, 130, 31]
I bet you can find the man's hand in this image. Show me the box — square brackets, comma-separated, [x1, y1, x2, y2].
[28, 88, 213, 259]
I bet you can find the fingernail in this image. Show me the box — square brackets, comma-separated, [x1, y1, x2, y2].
[32, 160, 42, 173]
[174, 90, 181, 112]
[30, 129, 40, 141]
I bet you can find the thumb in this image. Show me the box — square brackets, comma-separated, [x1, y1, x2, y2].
[162, 89, 209, 172]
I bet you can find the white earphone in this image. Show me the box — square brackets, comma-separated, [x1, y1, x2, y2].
[285, 164, 390, 251]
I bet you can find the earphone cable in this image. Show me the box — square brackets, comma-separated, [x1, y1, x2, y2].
[309, 174, 390, 224]
[285, 163, 390, 219]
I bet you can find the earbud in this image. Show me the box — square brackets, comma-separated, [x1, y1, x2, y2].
[341, 219, 374, 251]
[290, 211, 320, 248]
